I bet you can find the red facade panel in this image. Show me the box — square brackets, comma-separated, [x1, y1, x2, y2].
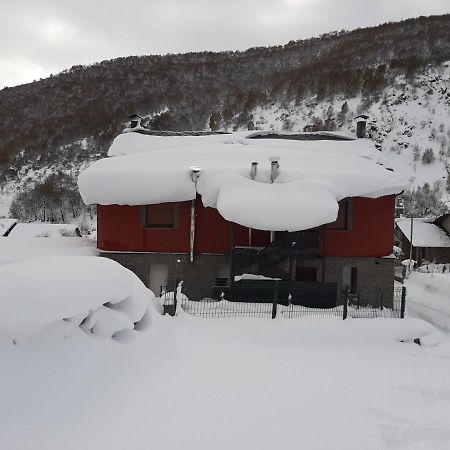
[97, 202, 191, 253]
[97, 195, 395, 257]
[322, 196, 395, 257]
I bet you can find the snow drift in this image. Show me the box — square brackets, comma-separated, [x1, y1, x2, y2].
[0, 256, 154, 342]
[78, 132, 405, 231]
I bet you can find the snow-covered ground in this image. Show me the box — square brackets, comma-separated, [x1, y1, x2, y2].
[1, 313, 449, 450]
[406, 270, 450, 334]
[0, 225, 449, 449]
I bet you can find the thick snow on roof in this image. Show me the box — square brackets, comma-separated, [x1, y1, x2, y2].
[8, 222, 80, 238]
[396, 218, 450, 247]
[79, 131, 405, 231]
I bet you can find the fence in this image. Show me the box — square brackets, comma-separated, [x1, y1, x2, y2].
[161, 280, 406, 320]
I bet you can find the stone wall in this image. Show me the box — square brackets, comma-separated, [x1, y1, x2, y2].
[101, 252, 395, 306]
[101, 252, 230, 301]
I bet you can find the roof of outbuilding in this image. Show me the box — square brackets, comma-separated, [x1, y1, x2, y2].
[396, 218, 450, 248]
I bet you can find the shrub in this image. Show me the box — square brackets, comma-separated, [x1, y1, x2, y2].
[422, 148, 435, 164]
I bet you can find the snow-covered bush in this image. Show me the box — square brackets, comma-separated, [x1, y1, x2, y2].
[403, 182, 448, 217]
[421, 148, 435, 164]
[0, 256, 154, 344]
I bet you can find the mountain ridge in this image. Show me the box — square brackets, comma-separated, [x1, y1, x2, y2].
[1, 14, 450, 222]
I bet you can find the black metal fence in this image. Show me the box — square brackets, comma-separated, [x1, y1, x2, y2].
[161, 279, 406, 320]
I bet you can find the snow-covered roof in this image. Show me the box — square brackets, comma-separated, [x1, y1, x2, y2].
[396, 218, 450, 247]
[0, 218, 17, 236]
[8, 223, 81, 238]
[78, 131, 405, 232]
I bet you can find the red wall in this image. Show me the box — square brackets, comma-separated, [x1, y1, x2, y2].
[322, 195, 395, 257]
[97, 195, 395, 257]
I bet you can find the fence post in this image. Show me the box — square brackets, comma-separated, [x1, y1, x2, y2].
[401, 287, 406, 319]
[342, 290, 348, 320]
[380, 291, 384, 311]
[272, 280, 279, 319]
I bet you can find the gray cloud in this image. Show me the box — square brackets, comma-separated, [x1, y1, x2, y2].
[1, 0, 449, 87]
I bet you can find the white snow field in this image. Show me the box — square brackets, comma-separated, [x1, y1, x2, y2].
[1, 312, 450, 450]
[78, 132, 405, 231]
[406, 271, 450, 333]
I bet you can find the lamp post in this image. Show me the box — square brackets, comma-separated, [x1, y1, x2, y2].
[408, 214, 414, 276]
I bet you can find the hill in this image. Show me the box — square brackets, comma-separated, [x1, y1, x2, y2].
[1, 14, 450, 224]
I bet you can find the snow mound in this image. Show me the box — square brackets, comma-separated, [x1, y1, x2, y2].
[0, 256, 154, 342]
[78, 132, 405, 231]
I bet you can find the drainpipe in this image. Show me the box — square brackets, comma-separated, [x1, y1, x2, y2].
[189, 166, 201, 263]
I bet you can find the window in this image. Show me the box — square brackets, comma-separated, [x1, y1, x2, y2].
[343, 266, 358, 294]
[324, 199, 351, 230]
[215, 264, 229, 287]
[145, 203, 177, 228]
[295, 266, 317, 282]
[350, 267, 358, 294]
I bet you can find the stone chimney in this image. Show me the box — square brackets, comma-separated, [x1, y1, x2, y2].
[129, 114, 143, 129]
[355, 114, 369, 138]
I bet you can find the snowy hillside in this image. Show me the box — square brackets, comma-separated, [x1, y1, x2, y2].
[246, 62, 450, 203]
[2, 15, 450, 223]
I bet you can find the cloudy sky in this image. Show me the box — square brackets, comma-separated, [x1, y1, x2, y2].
[1, 0, 449, 88]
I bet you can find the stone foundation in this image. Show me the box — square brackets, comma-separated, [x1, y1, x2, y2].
[101, 252, 395, 306]
[100, 252, 231, 301]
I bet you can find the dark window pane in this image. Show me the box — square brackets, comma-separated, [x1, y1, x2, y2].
[146, 203, 175, 228]
[350, 267, 358, 293]
[295, 266, 317, 282]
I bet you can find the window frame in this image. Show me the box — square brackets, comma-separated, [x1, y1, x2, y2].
[324, 198, 353, 231]
[142, 203, 179, 229]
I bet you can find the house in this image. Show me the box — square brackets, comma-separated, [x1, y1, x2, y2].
[78, 125, 404, 306]
[394, 216, 450, 265]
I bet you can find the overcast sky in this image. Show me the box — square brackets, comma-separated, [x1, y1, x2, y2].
[1, 0, 449, 88]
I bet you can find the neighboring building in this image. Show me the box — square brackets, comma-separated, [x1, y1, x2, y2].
[395, 216, 450, 265]
[7, 223, 82, 238]
[78, 127, 404, 306]
[0, 218, 18, 236]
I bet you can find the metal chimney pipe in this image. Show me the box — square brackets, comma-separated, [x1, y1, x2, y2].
[355, 115, 369, 138]
[129, 114, 142, 129]
[269, 156, 280, 183]
[250, 161, 258, 180]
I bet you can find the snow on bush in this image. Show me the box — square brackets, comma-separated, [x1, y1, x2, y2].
[0, 256, 154, 343]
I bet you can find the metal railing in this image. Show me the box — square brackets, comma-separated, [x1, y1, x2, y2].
[161, 279, 406, 320]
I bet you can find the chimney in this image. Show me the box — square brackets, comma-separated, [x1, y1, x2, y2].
[250, 161, 258, 180]
[355, 114, 369, 138]
[269, 156, 280, 183]
[129, 114, 143, 129]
